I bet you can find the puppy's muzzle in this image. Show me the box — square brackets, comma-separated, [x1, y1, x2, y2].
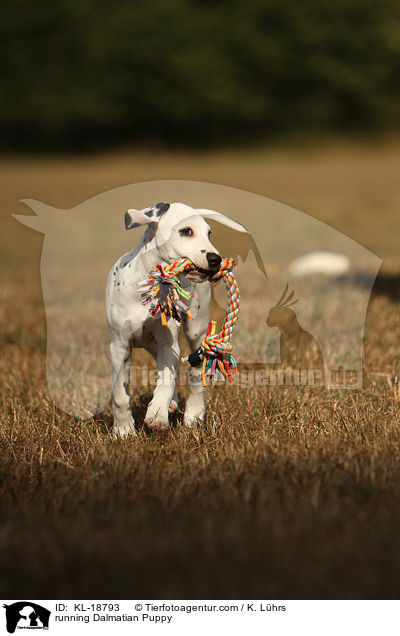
[206, 252, 222, 270]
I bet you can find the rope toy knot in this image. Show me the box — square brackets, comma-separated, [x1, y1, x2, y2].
[203, 333, 232, 354]
[138, 256, 240, 386]
[137, 258, 194, 325]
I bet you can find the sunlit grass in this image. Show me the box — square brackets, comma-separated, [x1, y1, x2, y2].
[0, 140, 399, 598]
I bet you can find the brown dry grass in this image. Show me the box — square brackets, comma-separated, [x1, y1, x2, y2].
[0, 139, 399, 599]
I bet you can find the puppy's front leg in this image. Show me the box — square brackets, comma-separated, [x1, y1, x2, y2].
[144, 336, 180, 431]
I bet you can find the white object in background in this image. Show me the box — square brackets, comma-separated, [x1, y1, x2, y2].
[289, 251, 350, 278]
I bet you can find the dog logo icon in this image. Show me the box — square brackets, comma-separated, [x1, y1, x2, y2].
[2, 602, 50, 634]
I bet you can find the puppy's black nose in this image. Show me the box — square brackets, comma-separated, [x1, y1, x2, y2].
[206, 252, 222, 270]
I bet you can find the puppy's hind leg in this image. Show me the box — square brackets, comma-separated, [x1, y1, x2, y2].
[182, 283, 211, 428]
[110, 338, 136, 438]
[169, 386, 179, 414]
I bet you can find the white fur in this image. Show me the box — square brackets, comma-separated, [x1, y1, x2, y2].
[106, 202, 247, 437]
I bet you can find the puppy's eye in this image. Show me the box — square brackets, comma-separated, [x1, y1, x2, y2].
[179, 227, 194, 237]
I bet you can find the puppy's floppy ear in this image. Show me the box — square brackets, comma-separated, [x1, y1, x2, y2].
[124, 202, 170, 230]
[197, 209, 249, 233]
[124, 208, 153, 229]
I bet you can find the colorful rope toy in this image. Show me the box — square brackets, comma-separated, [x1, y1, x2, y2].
[137, 257, 240, 385]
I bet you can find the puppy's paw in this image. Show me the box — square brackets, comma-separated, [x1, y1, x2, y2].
[111, 423, 137, 439]
[183, 400, 205, 428]
[144, 402, 169, 431]
[144, 416, 170, 432]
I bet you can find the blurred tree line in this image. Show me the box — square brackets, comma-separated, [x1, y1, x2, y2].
[1, 0, 400, 150]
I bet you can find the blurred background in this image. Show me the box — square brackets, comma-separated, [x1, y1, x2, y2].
[2, 0, 400, 266]
[1, 0, 400, 152]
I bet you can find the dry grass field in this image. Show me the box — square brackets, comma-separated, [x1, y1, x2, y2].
[0, 139, 399, 599]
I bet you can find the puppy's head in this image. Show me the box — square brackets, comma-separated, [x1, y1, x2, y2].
[125, 201, 248, 282]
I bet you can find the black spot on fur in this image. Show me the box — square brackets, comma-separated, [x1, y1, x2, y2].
[124, 211, 132, 229]
[155, 202, 170, 215]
